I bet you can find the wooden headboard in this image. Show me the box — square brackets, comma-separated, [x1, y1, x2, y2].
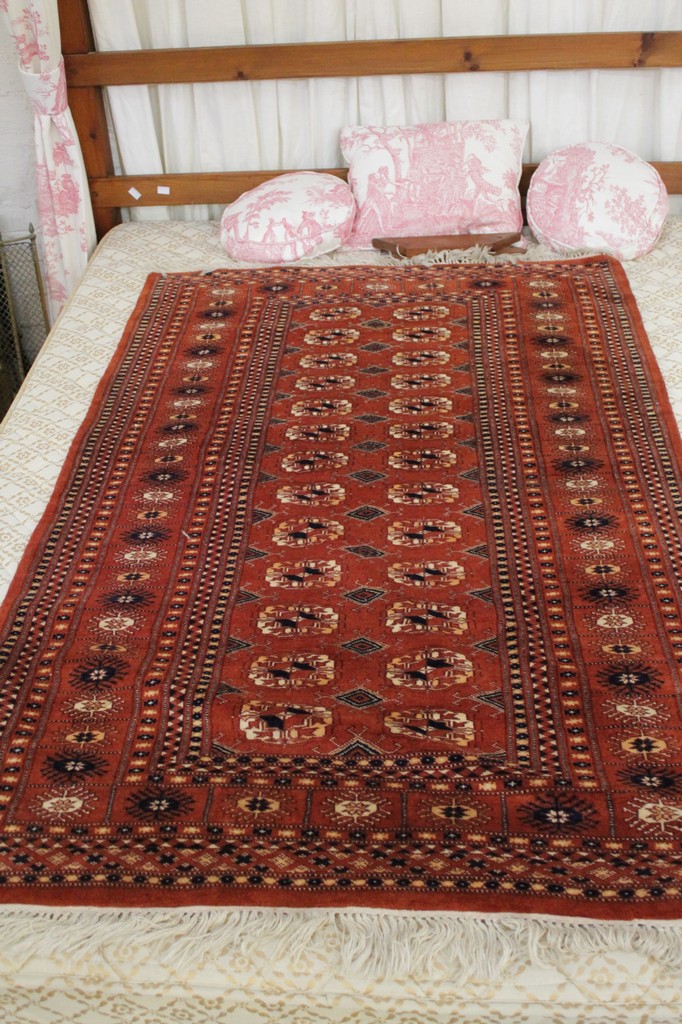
[57, 0, 682, 241]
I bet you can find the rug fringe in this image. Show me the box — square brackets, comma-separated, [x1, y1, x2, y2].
[0, 905, 681, 981]
[391, 243, 606, 266]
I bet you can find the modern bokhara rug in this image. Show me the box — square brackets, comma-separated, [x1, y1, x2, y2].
[1, 257, 682, 945]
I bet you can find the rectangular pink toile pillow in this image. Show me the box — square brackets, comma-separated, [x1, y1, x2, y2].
[341, 120, 529, 248]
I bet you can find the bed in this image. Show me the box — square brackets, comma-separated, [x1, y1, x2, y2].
[1, 3, 682, 1023]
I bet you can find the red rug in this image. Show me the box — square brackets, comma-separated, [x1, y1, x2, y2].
[1, 258, 682, 919]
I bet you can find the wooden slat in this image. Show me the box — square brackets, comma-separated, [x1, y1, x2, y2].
[649, 163, 682, 196]
[65, 31, 682, 87]
[58, 0, 121, 238]
[69, 90, 121, 238]
[58, 0, 95, 52]
[89, 171, 347, 208]
[88, 162, 682, 210]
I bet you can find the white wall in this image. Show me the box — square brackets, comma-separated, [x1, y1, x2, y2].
[0, 25, 39, 237]
[0, 27, 45, 363]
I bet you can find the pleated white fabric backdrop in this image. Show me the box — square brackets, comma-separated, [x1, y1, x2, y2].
[87, 0, 682, 222]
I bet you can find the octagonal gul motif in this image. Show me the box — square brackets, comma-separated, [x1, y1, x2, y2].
[392, 350, 450, 366]
[265, 560, 341, 588]
[281, 451, 348, 473]
[276, 483, 346, 506]
[391, 373, 452, 389]
[295, 375, 355, 392]
[248, 653, 335, 688]
[386, 602, 468, 635]
[388, 449, 457, 471]
[299, 352, 357, 369]
[392, 304, 450, 321]
[387, 560, 465, 587]
[387, 648, 473, 688]
[239, 702, 334, 743]
[272, 518, 344, 546]
[257, 605, 339, 636]
[388, 520, 462, 545]
[388, 482, 459, 504]
[384, 708, 475, 746]
[389, 396, 453, 415]
[303, 327, 360, 345]
[389, 421, 453, 440]
[291, 399, 353, 416]
[392, 325, 452, 344]
[284, 423, 350, 442]
[309, 305, 361, 321]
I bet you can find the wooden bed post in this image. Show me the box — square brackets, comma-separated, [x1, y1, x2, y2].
[58, 0, 121, 239]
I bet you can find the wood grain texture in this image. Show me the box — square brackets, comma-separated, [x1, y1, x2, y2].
[64, 32, 682, 87]
[372, 233, 523, 257]
[89, 170, 347, 208]
[88, 163, 682, 210]
[58, 0, 121, 237]
[58, 0, 96, 52]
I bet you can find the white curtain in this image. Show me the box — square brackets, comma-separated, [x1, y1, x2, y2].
[1, 0, 96, 320]
[87, 0, 682, 222]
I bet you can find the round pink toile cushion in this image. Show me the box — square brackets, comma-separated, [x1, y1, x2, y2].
[220, 172, 357, 263]
[527, 142, 668, 260]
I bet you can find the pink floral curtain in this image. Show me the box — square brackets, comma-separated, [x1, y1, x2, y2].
[1, 0, 96, 321]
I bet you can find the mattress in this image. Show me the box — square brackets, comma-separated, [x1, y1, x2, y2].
[1, 219, 682, 1023]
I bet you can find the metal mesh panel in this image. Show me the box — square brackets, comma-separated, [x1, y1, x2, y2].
[0, 227, 49, 419]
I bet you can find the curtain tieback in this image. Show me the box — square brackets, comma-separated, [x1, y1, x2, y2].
[19, 57, 68, 118]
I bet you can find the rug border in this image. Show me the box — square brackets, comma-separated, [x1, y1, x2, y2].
[1, 258, 682, 926]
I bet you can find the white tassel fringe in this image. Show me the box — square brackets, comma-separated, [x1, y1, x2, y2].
[1, 905, 681, 982]
[387, 243, 607, 266]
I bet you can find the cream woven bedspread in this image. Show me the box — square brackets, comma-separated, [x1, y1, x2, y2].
[0, 220, 681, 1024]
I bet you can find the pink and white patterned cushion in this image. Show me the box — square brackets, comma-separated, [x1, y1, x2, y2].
[220, 172, 356, 263]
[340, 120, 528, 248]
[527, 143, 669, 260]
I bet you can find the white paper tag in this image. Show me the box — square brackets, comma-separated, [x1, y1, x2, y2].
[128, 187, 142, 200]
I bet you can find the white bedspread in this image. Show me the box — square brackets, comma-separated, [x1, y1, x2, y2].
[1, 220, 682, 1023]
